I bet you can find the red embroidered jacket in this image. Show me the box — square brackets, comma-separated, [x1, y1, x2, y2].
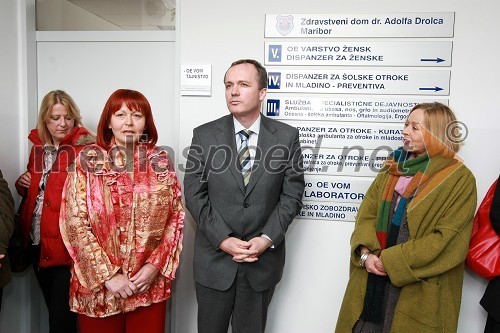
[60, 144, 184, 317]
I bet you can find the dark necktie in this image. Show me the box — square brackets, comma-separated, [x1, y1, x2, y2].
[237, 129, 252, 186]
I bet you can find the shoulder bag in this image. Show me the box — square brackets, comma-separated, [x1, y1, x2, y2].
[7, 197, 31, 273]
[466, 179, 500, 280]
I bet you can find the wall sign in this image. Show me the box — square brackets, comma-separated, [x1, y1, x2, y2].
[290, 121, 403, 148]
[264, 11, 455, 222]
[266, 69, 450, 95]
[265, 41, 452, 67]
[302, 147, 390, 176]
[265, 13, 455, 38]
[297, 201, 359, 221]
[181, 65, 212, 96]
[264, 96, 446, 122]
[302, 175, 372, 204]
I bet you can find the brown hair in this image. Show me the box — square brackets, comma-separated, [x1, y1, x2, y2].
[224, 59, 268, 90]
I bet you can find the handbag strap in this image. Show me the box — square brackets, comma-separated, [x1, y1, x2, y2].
[16, 196, 26, 215]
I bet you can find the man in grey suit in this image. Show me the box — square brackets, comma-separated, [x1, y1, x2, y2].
[184, 59, 305, 333]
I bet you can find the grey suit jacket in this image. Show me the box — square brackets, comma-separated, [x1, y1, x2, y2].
[184, 114, 305, 292]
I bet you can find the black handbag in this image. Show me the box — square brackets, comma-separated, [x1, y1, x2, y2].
[8, 197, 31, 273]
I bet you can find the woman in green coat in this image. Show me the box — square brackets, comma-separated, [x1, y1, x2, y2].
[335, 102, 477, 333]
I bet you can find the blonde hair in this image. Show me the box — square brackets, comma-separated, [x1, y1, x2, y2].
[37, 90, 83, 144]
[409, 102, 462, 157]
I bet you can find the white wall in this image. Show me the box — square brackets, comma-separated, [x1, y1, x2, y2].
[175, 1, 500, 333]
[1, 4, 178, 333]
[2, 1, 499, 332]
[36, 33, 176, 146]
[0, 0, 22, 186]
[0, 4, 23, 332]
[0, 1, 43, 332]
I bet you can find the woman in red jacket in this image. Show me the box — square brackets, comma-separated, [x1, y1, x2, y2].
[15, 90, 94, 333]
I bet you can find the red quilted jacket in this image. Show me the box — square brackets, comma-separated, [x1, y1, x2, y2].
[16, 127, 95, 267]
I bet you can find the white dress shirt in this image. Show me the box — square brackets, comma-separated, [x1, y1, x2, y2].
[233, 115, 260, 169]
[233, 115, 273, 247]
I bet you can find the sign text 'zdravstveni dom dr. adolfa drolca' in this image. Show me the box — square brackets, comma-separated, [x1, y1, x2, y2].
[265, 13, 454, 38]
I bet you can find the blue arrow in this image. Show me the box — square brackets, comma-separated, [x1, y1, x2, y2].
[419, 87, 444, 92]
[420, 58, 445, 63]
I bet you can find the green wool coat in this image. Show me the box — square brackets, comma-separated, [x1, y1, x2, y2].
[335, 160, 477, 333]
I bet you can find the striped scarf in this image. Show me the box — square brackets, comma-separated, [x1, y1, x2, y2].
[360, 148, 457, 324]
[376, 148, 430, 252]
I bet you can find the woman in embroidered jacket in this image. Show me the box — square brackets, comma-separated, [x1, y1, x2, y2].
[60, 89, 184, 333]
[335, 102, 477, 333]
[15, 90, 95, 333]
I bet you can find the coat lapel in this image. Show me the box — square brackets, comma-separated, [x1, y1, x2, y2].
[216, 115, 246, 194]
[245, 116, 278, 198]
